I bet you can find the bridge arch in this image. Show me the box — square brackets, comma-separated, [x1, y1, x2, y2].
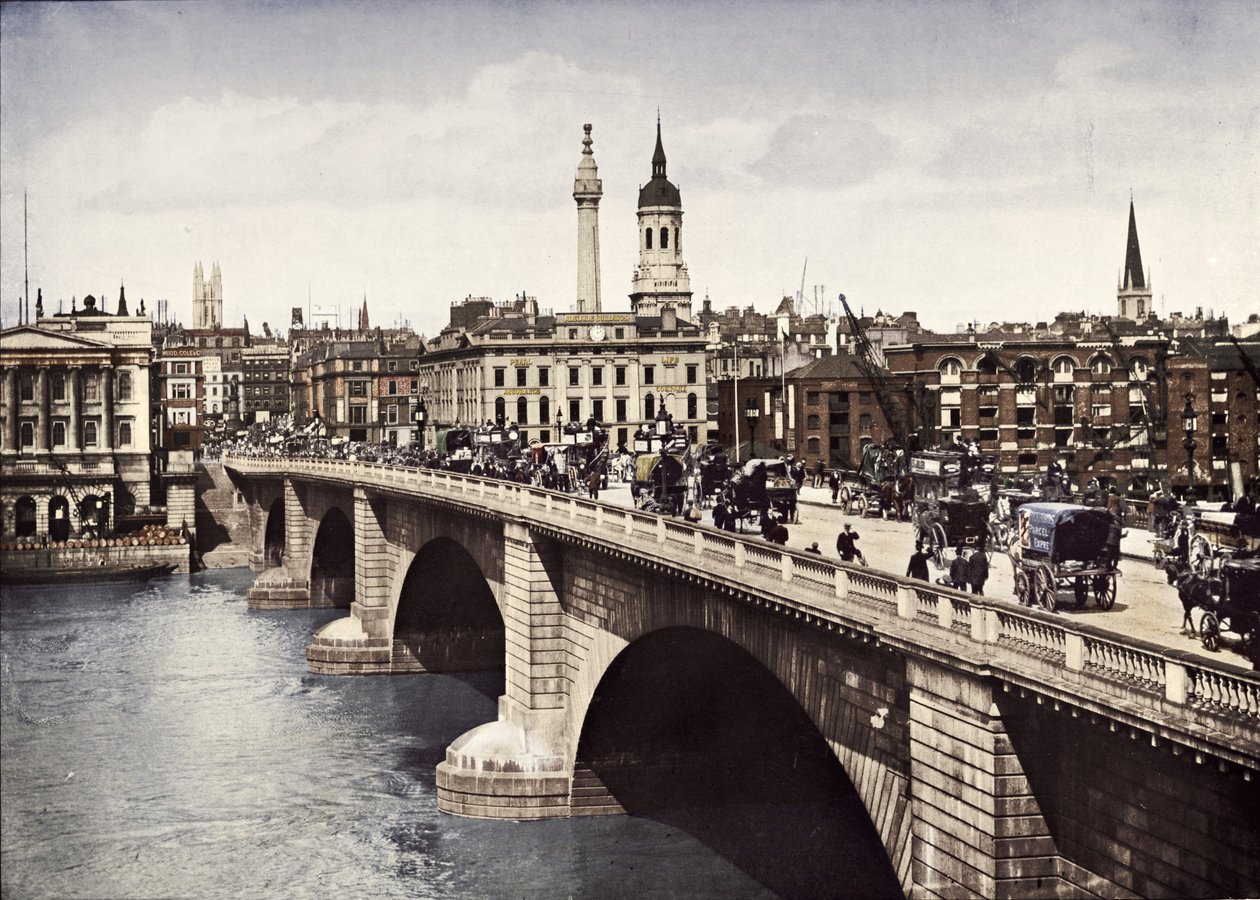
[572, 626, 902, 896]
[263, 497, 285, 568]
[391, 536, 505, 675]
[310, 506, 354, 607]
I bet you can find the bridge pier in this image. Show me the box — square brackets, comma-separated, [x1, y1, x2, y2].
[247, 478, 311, 608]
[436, 521, 577, 818]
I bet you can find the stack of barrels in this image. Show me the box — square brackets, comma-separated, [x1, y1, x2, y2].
[3, 524, 187, 552]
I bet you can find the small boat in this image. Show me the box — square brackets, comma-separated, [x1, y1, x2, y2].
[0, 563, 178, 586]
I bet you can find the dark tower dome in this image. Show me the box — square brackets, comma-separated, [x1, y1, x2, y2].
[638, 117, 681, 208]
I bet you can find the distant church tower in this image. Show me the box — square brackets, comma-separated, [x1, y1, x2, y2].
[630, 115, 692, 321]
[573, 124, 603, 313]
[193, 261, 223, 330]
[1116, 199, 1152, 320]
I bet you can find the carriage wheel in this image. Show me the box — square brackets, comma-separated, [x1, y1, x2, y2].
[839, 485, 851, 512]
[1093, 574, 1117, 611]
[855, 492, 869, 518]
[1034, 564, 1056, 612]
[1014, 569, 1030, 606]
[1189, 535, 1210, 575]
[1200, 611, 1221, 652]
[1073, 576, 1089, 609]
[930, 523, 949, 570]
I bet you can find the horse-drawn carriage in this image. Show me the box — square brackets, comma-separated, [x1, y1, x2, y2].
[724, 458, 798, 527]
[630, 451, 689, 513]
[1199, 557, 1260, 661]
[1013, 503, 1122, 611]
[694, 443, 733, 508]
[910, 449, 999, 566]
[1156, 507, 1260, 575]
[840, 443, 909, 519]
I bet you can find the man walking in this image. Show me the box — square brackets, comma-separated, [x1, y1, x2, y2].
[906, 542, 931, 581]
[948, 547, 969, 590]
[967, 548, 989, 595]
[829, 469, 841, 504]
[836, 523, 861, 562]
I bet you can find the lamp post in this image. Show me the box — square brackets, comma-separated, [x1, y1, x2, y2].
[743, 398, 760, 462]
[414, 400, 426, 451]
[1181, 392, 1198, 503]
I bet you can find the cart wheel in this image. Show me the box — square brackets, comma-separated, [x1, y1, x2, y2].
[931, 523, 949, 570]
[1014, 569, 1030, 605]
[855, 492, 868, 518]
[1034, 564, 1056, 612]
[1093, 574, 1116, 610]
[839, 486, 851, 512]
[1201, 611, 1221, 652]
[1189, 535, 1210, 575]
[1073, 576, 1089, 609]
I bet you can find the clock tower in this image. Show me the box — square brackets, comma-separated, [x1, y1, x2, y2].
[629, 115, 692, 322]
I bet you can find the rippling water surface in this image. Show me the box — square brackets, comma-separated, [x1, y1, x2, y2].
[2, 569, 896, 899]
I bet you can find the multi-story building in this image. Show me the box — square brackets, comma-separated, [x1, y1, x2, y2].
[156, 347, 205, 451]
[417, 122, 709, 453]
[1, 291, 155, 539]
[292, 335, 422, 443]
[240, 345, 291, 424]
[376, 342, 423, 446]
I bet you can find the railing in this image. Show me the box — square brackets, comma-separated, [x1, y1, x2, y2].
[223, 454, 1260, 751]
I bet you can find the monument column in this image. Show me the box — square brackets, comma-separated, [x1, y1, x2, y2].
[573, 124, 603, 313]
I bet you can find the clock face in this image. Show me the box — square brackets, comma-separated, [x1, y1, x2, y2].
[589, 325, 606, 341]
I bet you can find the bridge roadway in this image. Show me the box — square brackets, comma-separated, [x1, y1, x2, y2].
[595, 481, 1230, 669]
[223, 455, 1260, 899]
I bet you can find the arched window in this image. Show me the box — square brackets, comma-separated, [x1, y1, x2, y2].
[644, 393, 656, 420]
[976, 355, 999, 376]
[687, 392, 697, 419]
[84, 421, 98, 446]
[938, 357, 963, 384]
[1051, 356, 1075, 382]
[660, 227, 669, 249]
[807, 436, 821, 454]
[539, 396, 550, 426]
[494, 397, 506, 426]
[1090, 353, 1113, 375]
[1014, 357, 1038, 383]
[118, 372, 133, 401]
[1128, 356, 1149, 382]
[673, 228, 680, 253]
[517, 396, 529, 425]
[645, 228, 653, 250]
[212, 403, 219, 413]
[20, 421, 34, 447]
[119, 422, 132, 446]
[53, 421, 66, 447]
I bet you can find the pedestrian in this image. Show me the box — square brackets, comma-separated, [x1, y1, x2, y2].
[813, 459, 826, 489]
[760, 508, 777, 540]
[587, 468, 600, 500]
[768, 520, 789, 545]
[805, 541, 822, 554]
[967, 548, 989, 595]
[835, 523, 861, 562]
[713, 500, 728, 531]
[948, 547, 969, 590]
[829, 469, 841, 504]
[907, 542, 931, 581]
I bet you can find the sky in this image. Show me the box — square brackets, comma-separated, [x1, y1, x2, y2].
[1, 0, 1257, 338]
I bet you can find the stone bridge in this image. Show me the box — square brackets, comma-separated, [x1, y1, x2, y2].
[224, 454, 1260, 899]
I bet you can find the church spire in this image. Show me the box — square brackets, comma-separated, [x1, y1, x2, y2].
[1123, 198, 1145, 290]
[652, 112, 667, 179]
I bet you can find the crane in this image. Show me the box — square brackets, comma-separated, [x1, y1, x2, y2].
[837, 292, 913, 447]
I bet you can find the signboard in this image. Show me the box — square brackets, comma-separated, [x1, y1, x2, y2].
[911, 456, 941, 476]
[1019, 507, 1054, 555]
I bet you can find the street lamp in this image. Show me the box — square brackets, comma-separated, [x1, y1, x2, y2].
[743, 398, 760, 461]
[414, 400, 426, 451]
[1181, 392, 1198, 503]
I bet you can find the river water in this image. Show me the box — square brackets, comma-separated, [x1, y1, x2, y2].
[2, 569, 901, 899]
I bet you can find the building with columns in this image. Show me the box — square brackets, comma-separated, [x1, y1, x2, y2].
[0, 293, 155, 540]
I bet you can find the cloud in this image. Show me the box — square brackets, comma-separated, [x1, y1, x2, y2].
[748, 113, 897, 190]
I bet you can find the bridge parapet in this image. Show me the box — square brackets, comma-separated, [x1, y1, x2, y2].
[224, 453, 1260, 772]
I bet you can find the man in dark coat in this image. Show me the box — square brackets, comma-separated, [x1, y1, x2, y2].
[836, 523, 860, 562]
[829, 469, 841, 504]
[967, 549, 989, 595]
[907, 542, 931, 581]
[948, 547, 969, 590]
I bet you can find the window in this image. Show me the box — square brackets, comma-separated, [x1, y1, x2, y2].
[569, 328, 578, 340]
[83, 421, 98, 446]
[687, 393, 697, 419]
[660, 227, 669, 249]
[644, 366, 655, 385]
[645, 228, 653, 250]
[494, 396, 506, 425]
[1014, 357, 1037, 383]
[538, 367, 550, 387]
[352, 361, 364, 372]
[569, 367, 580, 387]
[84, 375, 98, 401]
[517, 396, 529, 424]
[977, 355, 999, 377]
[644, 393, 655, 420]
[859, 391, 871, 404]
[1052, 356, 1075, 381]
[349, 406, 367, 424]
[831, 411, 849, 427]
[569, 399, 580, 422]
[384, 405, 397, 424]
[539, 396, 550, 425]
[50, 421, 68, 446]
[349, 381, 368, 397]
[51, 374, 66, 402]
[119, 421, 132, 446]
[20, 421, 34, 446]
[674, 228, 680, 253]
[807, 414, 821, 429]
[388, 380, 398, 395]
[516, 368, 528, 387]
[686, 365, 697, 384]
[859, 413, 873, 430]
[614, 328, 625, 340]
[175, 362, 188, 375]
[806, 391, 820, 405]
[19, 374, 34, 401]
[494, 368, 506, 387]
[615, 366, 626, 386]
[1090, 354, 1113, 375]
[592, 366, 603, 386]
[389, 361, 398, 372]
[615, 398, 627, 422]
[593, 399, 604, 422]
[1016, 407, 1036, 439]
[939, 358, 963, 383]
[172, 384, 191, 400]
